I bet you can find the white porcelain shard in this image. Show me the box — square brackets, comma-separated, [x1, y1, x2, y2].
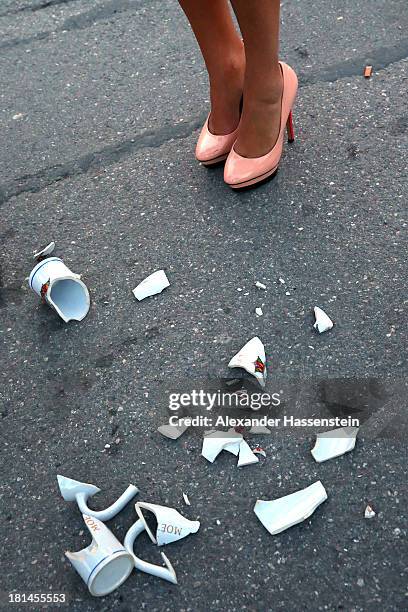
[135, 502, 200, 546]
[255, 281, 266, 290]
[66, 515, 134, 597]
[249, 425, 271, 434]
[201, 430, 243, 463]
[224, 428, 245, 455]
[254, 481, 328, 535]
[33, 241, 55, 261]
[255, 307, 263, 317]
[182, 493, 191, 506]
[223, 440, 242, 455]
[313, 306, 334, 333]
[57, 475, 138, 521]
[364, 504, 376, 519]
[132, 270, 170, 301]
[228, 337, 267, 388]
[157, 423, 188, 440]
[204, 429, 217, 436]
[29, 257, 90, 322]
[237, 440, 259, 467]
[253, 446, 267, 458]
[227, 426, 242, 435]
[311, 427, 359, 463]
[124, 519, 178, 584]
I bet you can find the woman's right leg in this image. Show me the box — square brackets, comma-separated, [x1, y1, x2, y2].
[177, 0, 244, 135]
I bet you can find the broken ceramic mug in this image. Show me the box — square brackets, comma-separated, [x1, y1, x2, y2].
[124, 518, 178, 585]
[66, 514, 134, 597]
[135, 502, 200, 546]
[311, 427, 359, 463]
[57, 475, 138, 521]
[29, 250, 90, 322]
[132, 270, 170, 301]
[228, 337, 267, 387]
[254, 481, 328, 535]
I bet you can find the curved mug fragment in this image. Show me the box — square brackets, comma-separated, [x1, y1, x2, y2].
[124, 519, 178, 584]
[237, 440, 259, 467]
[57, 475, 138, 521]
[254, 481, 328, 535]
[33, 241, 56, 261]
[201, 430, 243, 463]
[135, 502, 200, 546]
[311, 427, 359, 463]
[132, 270, 170, 301]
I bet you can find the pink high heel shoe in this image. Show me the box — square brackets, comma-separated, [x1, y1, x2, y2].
[224, 62, 298, 189]
[195, 114, 240, 167]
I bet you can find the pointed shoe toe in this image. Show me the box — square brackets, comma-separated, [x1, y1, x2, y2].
[224, 143, 282, 189]
[195, 116, 239, 166]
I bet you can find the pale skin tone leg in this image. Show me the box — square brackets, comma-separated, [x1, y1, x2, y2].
[230, 0, 282, 157]
[177, 0, 245, 135]
[178, 0, 282, 157]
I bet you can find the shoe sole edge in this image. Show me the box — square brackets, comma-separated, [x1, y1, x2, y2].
[227, 165, 279, 189]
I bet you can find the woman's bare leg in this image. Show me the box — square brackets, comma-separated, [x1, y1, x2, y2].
[230, 0, 282, 157]
[177, 0, 244, 135]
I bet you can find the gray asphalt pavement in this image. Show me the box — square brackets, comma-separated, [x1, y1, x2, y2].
[1, 1, 407, 611]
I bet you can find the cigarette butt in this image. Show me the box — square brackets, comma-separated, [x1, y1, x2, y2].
[364, 65, 373, 78]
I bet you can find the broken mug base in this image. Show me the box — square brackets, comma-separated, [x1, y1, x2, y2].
[87, 551, 134, 597]
[29, 257, 90, 322]
[66, 515, 134, 597]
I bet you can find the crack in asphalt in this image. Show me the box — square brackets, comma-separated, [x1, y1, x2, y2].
[0, 0, 141, 49]
[0, 38, 407, 207]
[0, 117, 204, 206]
[0, 0, 81, 18]
[299, 38, 408, 85]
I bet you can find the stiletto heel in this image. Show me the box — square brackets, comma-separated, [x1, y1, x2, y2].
[286, 110, 295, 143]
[224, 62, 298, 189]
